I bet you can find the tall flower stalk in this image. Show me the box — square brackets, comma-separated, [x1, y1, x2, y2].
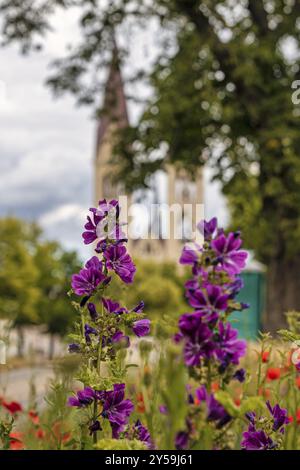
[173, 218, 290, 450]
[67, 199, 150, 446]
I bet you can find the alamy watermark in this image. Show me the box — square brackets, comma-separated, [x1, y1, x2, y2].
[93, 196, 205, 247]
[291, 80, 300, 105]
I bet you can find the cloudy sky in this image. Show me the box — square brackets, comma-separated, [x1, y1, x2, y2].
[0, 10, 226, 259]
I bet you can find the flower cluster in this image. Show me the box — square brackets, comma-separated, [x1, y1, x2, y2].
[172, 218, 250, 448]
[177, 218, 248, 376]
[68, 384, 134, 438]
[68, 199, 151, 446]
[241, 401, 289, 450]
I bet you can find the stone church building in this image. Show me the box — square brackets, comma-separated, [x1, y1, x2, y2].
[94, 44, 204, 262]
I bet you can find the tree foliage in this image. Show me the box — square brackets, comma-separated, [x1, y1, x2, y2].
[0, 217, 81, 337]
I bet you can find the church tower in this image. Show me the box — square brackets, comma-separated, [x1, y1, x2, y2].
[94, 42, 204, 262]
[94, 43, 129, 205]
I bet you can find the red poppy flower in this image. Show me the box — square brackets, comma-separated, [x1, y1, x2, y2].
[9, 432, 24, 450]
[136, 392, 145, 413]
[3, 401, 23, 414]
[266, 367, 281, 380]
[29, 410, 40, 425]
[36, 429, 45, 439]
[297, 409, 300, 424]
[211, 382, 220, 392]
[262, 351, 270, 363]
[296, 377, 300, 389]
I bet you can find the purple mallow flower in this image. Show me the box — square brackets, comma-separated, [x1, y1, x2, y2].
[233, 368, 246, 383]
[178, 313, 214, 367]
[206, 393, 231, 428]
[104, 245, 136, 284]
[82, 199, 121, 244]
[68, 387, 97, 408]
[132, 319, 151, 337]
[87, 302, 99, 321]
[241, 427, 275, 450]
[82, 209, 105, 245]
[186, 284, 228, 317]
[132, 301, 145, 313]
[159, 405, 168, 415]
[195, 386, 231, 428]
[215, 322, 247, 368]
[133, 420, 153, 449]
[179, 245, 199, 266]
[71, 256, 109, 296]
[211, 232, 248, 275]
[84, 323, 98, 344]
[111, 331, 130, 348]
[101, 383, 134, 438]
[68, 343, 81, 353]
[102, 297, 127, 314]
[68, 383, 133, 439]
[197, 217, 217, 241]
[266, 401, 289, 432]
[175, 431, 189, 450]
[89, 420, 102, 435]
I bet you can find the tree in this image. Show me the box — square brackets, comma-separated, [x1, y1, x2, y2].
[0, 218, 40, 355]
[0, 217, 82, 357]
[34, 242, 82, 359]
[2, 1, 300, 329]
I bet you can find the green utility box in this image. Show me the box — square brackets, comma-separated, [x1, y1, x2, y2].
[230, 271, 265, 340]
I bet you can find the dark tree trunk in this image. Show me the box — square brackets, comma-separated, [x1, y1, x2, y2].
[48, 333, 55, 360]
[264, 256, 300, 333]
[17, 326, 25, 358]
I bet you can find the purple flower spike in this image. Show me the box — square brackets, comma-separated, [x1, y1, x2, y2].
[132, 319, 150, 337]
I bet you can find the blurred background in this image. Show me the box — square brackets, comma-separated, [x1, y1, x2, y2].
[1, 1, 300, 402]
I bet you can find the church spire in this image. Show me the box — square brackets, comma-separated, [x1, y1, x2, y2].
[96, 40, 129, 157]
